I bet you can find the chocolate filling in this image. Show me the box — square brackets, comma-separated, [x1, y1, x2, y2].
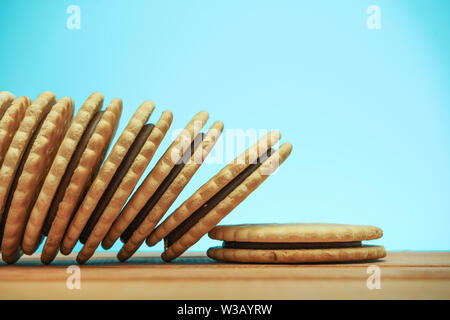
[164, 148, 274, 248]
[120, 132, 205, 243]
[42, 111, 104, 235]
[79, 123, 155, 243]
[222, 241, 362, 250]
[0, 110, 50, 245]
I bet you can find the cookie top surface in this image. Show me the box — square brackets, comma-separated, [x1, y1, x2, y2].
[208, 223, 383, 243]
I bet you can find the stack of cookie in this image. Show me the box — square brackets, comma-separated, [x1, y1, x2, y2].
[0, 91, 385, 265]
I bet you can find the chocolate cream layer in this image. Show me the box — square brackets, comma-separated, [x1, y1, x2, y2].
[79, 123, 155, 243]
[222, 241, 362, 250]
[42, 111, 104, 235]
[120, 132, 205, 243]
[164, 148, 274, 248]
[0, 109, 50, 245]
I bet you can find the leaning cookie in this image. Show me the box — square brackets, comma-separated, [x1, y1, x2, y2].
[37, 95, 122, 264]
[73, 105, 174, 264]
[21, 93, 105, 255]
[99, 111, 209, 253]
[207, 223, 386, 263]
[146, 131, 291, 262]
[0, 96, 30, 168]
[0, 91, 56, 253]
[112, 119, 223, 262]
[0, 97, 74, 264]
[0, 91, 15, 120]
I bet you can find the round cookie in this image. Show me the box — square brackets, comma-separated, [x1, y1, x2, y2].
[22, 92, 104, 255]
[209, 223, 384, 243]
[0, 96, 30, 168]
[0, 91, 56, 247]
[100, 111, 209, 252]
[1, 97, 74, 264]
[40, 97, 122, 264]
[114, 119, 224, 262]
[74, 106, 173, 264]
[149, 131, 292, 262]
[146, 130, 282, 248]
[0, 91, 15, 120]
[207, 223, 386, 263]
[58, 100, 158, 255]
[207, 246, 387, 264]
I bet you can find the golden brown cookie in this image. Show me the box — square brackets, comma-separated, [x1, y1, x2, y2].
[39, 97, 122, 264]
[0, 91, 56, 248]
[207, 246, 386, 264]
[0, 96, 30, 168]
[207, 223, 386, 263]
[0, 91, 15, 120]
[146, 131, 282, 247]
[146, 131, 292, 262]
[22, 92, 104, 255]
[104, 111, 208, 252]
[209, 223, 384, 243]
[58, 100, 158, 256]
[0, 97, 74, 264]
[114, 120, 224, 262]
[75, 107, 174, 264]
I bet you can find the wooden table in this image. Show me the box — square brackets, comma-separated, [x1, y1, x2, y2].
[1, 251, 449, 299]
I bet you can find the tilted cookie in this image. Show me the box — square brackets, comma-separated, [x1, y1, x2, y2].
[207, 223, 386, 263]
[0, 91, 16, 121]
[0, 96, 30, 168]
[146, 131, 291, 261]
[112, 119, 223, 262]
[73, 105, 174, 264]
[58, 101, 159, 256]
[38, 96, 122, 264]
[1, 97, 74, 264]
[0, 91, 56, 252]
[22, 92, 105, 255]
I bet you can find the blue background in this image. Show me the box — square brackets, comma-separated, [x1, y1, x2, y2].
[0, 0, 449, 253]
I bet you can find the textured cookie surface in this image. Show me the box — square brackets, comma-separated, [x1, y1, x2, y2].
[1, 97, 74, 263]
[0, 91, 15, 120]
[40, 98, 121, 264]
[59, 100, 156, 255]
[161, 142, 293, 261]
[207, 245, 387, 263]
[146, 130, 281, 247]
[0, 91, 56, 226]
[75, 108, 172, 264]
[209, 223, 383, 243]
[0, 96, 30, 168]
[115, 120, 223, 262]
[22, 92, 104, 255]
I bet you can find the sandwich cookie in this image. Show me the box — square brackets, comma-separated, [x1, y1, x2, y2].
[0, 91, 16, 121]
[0, 91, 56, 255]
[207, 223, 386, 263]
[72, 104, 173, 264]
[76, 111, 206, 264]
[30, 93, 121, 264]
[100, 111, 209, 253]
[147, 131, 292, 261]
[22, 93, 106, 255]
[110, 117, 224, 262]
[0, 96, 30, 168]
[1, 97, 74, 263]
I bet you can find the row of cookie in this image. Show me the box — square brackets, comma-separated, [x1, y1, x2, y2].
[0, 91, 292, 264]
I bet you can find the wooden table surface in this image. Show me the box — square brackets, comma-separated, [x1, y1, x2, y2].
[1, 251, 449, 299]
